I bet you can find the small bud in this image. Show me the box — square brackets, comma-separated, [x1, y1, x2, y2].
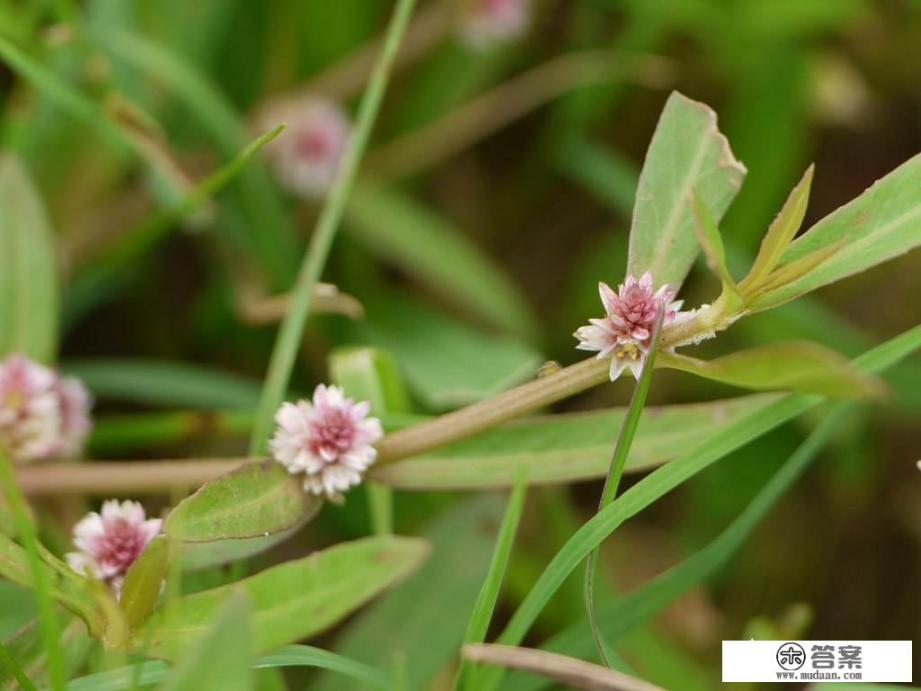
[66, 500, 162, 594]
[270, 384, 383, 500]
[0, 355, 92, 463]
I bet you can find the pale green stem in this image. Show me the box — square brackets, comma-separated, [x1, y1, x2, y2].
[249, 0, 419, 456]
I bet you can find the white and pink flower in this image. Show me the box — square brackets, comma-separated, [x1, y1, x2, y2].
[66, 500, 162, 591]
[458, 0, 531, 51]
[0, 355, 92, 463]
[270, 385, 383, 500]
[259, 97, 351, 199]
[574, 272, 684, 381]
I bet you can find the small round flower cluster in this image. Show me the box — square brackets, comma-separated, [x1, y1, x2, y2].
[0, 354, 92, 464]
[66, 500, 162, 594]
[259, 96, 351, 199]
[270, 384, 383, 500]
[457, 0, 531, 51]
[574, 272, 685, 381]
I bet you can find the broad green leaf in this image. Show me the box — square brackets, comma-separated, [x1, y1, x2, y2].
[749, 152, 921, 311]
[627, 91, 746, 289]
[508, 406, 850, 691]
[156, 595, 252, 691]
[659, 341, 885, 399]
[345, 183, 537, 339]
[478, 324, 921, 691]
[133, 536, 430, 658]
[371, 395, 780, 489]
[119, 538, 168, 630]
[330, 347, 411, 535]
[165, 461, 322, 569]
[62, 359, 263, 410]
[740, 165, 814, 293]
[315, 497, 502, 691]
[353, 292, 542, 410]
[66, 645, 391, 691]
[0, 156, 58, 363]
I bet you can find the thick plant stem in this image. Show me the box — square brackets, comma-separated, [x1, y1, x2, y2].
[248, 0, 418, 456]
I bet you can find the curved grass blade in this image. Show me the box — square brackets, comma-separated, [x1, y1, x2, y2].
[584, 310, 663, 668]
[478, 324, 921, 691]
[66, 645, 392, 691]
[249, 0, 418, 456]
[506, 405, 852, 691]
[457, 471, 528, 690]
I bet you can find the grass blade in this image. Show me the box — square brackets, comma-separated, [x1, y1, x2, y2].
[478, 324, 921, 691]
[249, 0, 418, 455]
[0, 639, 37, 691]
[66, 645, 391, 691]
[0, 448, 65, 691]
[457, 471, 528, 690]
[507, 405, 852, 691]
[584, 311, 664, 668]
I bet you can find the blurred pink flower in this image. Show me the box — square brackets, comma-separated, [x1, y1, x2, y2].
[458, 0, 531, 51]
[260, 97, 351, 199]
[574, 272, 683, 381]
[66, 500, 161, 591]
[270, 384, 383, 500]
[0, 355, 92, 463]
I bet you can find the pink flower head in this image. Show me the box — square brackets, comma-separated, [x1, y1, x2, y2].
[0, 355, 92, 463]
[574, 272, 684, 381]
[66, 500, 162, 591]
[270, 384, 383, 500]
[260, 97, 351, 199]
[458, 0, 531, 51]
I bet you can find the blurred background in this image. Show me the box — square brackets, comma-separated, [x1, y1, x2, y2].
[0, 0, 919, 688]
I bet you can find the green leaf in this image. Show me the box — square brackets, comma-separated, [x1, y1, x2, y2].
[66, 645, 392, 691]
[156, 595, 252, 691]
[508, 405, 851, 691]
[478, 325, 921, 691]
[61, 359, 264, 410]
[133, 536, 430, 658]
[0, 156, 58, 363]
[119, 537, 168, 630]
[354, 293, 542, 410]
[345, 183, 536, 339]
[458, 475, 528, 690]
[314, 497, 503, 691]
[691, 193, 741, 305]
[0, 640, 36, 691]
[740, 165, 814, 293]
[627, 91, 746, 289]
[165, 461, 322, 569]
[749, 152, 921, 311]
[659, 341, 885, 399]
[371, 394, 780, 489]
